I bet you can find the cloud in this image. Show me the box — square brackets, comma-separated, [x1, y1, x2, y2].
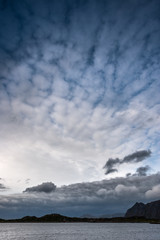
[115, 184, 138, 196]
[0, 173, 160, 219]
[145, 184, 160, 199]
[25, 178, 30, 184]
[24, 182, 56, 193]
[135, 165, 150, 176]
[103, 158, 120, 174]
[122, 150, 151, 163]
[0, 0, 159, 193]
[104, 150, 151, 175]
[0, 183, 7, 191]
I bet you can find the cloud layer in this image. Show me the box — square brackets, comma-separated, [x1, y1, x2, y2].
[0, 173, 160, 219]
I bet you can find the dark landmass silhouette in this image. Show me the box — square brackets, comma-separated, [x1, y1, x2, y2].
[125, 199, 160, 219]
[0, 214, 159, 223]
[0, 200, 159, 224]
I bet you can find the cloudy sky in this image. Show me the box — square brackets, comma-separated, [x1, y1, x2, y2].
[0, 0, 160, 219]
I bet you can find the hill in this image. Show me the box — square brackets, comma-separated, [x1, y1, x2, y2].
[125, 200, 160, 219]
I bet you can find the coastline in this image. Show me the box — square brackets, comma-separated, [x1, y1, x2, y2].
[0, 214, 160, 224]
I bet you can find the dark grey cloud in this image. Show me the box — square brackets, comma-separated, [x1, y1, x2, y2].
[126, 165, 151, 177]
[0, 178, 8, 191]
[126, 173, 131, 177]
[103, 158, 120, 174]
[135, 165, 150, 176]
[0, 183, 6, 190]
[122, 150, 151, 163]
[0, 173, 160, 219]
[0, 178, 5, 189]
[104, 150, 151, 175]
[24, 182, 56, 193]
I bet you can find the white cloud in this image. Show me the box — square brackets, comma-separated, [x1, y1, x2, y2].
[115, 184, 138, 196]
[145, 185, 160, 199]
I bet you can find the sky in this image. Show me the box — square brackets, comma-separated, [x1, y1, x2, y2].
[0, 0, 160, 219]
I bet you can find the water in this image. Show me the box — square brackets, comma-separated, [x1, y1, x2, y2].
[0, 223, 159, 240]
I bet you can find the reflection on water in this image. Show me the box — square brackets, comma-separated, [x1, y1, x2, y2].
[0, 222, 159, 240]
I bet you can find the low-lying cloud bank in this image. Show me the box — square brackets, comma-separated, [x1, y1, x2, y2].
[0, 173, 160, 219]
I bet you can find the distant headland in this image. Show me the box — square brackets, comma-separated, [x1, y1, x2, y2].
[125, 199, 160, 219]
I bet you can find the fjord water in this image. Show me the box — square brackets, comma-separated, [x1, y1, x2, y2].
[0, 223, 159, 240]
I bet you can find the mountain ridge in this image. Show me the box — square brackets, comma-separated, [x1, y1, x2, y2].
[125, 199, 160, 219]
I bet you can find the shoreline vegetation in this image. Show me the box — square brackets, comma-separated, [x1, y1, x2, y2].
[0, 214, 160, 224]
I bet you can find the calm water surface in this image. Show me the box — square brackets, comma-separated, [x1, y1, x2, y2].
[0, 223, 159, 240]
